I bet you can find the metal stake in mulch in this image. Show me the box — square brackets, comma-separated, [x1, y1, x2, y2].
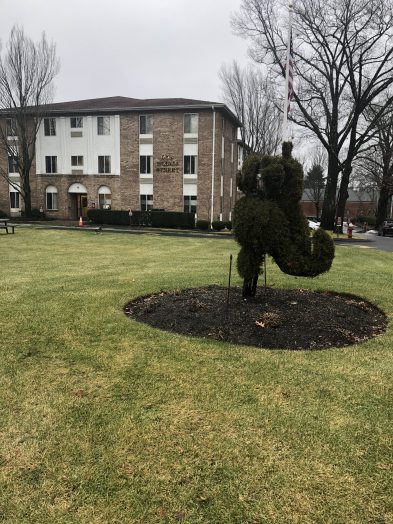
[226, 254, 233, 311]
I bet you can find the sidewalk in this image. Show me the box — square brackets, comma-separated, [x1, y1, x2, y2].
[12, 219, 235, 240]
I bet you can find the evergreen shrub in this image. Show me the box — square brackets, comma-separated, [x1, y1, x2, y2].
[88, 209, 195, 229]
[234, 142, 335, 296]
[353, 215, 376, 226]
[196, 220, 209, 230]
[212, 220, 226, 231]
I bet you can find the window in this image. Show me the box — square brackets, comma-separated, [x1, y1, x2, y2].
[140, 156, 152, 175]
[139, 115, 153, 135]
[8, 155, 18, 173]
[71, 156, 84, 167]
[6, 118, 17, 137]
[184, 113, 198, 134]
[97, 116, 110, 135]
[46, 186, 58, 210]
[140, 194, 153, 211]
[98, 186, 112, 210]
[45, 156, 57, 174]
[184, 195, 197, 213]
[70, 117, 83, 128]
[98, 155, 111, 173]
[184, 155, 197, 175]
[44, 118, 56, 136]
[10, 190, 20, 209]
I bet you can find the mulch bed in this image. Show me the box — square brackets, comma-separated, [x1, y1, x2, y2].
[124, 285, 387, 350]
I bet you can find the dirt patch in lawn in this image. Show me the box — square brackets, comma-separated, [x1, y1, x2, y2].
[124, 285, 387, 350]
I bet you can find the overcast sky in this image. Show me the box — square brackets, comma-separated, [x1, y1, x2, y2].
[0, 0, 250, 104]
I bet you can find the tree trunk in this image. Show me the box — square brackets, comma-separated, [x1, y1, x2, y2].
[21, 168, 32, 217]
[376, 182, 391, 228]
[242, 272, 259, 298]
[336, 163, 352, 222]
[320, 153, 340, 230]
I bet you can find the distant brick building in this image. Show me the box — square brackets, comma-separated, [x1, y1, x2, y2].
[301, 188, 378, 220]
[0, 96, 241, 221]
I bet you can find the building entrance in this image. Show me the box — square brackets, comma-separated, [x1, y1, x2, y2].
[68, 183, 89, 220]
[74, 194, 88, 219]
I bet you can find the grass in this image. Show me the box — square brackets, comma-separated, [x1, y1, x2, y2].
[0, 228, 392, 524]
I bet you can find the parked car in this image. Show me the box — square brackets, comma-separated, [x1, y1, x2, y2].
[308, 219, 320, 230]
[378, 220, 393, 236]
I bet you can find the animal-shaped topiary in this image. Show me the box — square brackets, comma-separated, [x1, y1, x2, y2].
[233, 142, 335, 297]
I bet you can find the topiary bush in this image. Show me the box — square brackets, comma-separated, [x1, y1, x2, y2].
[234, 142, 335, 297]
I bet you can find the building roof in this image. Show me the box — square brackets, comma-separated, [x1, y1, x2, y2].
[40, 96, 242, 126]
[302, 188, 377, 203]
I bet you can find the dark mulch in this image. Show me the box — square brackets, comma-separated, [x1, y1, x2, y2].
[124, 285, 387, 350]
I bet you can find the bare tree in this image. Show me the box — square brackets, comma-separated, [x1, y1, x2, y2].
[0, 26, 60, 216]
[354, 104, 393, 227]
[219, 60, 281, 155]
[233, 0, 393, 229]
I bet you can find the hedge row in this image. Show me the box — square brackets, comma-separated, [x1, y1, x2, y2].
[87, 209, 196, 229]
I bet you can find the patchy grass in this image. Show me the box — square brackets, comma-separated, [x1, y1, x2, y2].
[0, 229, 392, 523]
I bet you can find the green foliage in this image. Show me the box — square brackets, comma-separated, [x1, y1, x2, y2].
[31, 208, 43, 219]
[236, 154, 262, 194]
[223, 220, 232, 230]
[150, 211, 195, 229]
[88, 209, 195, 229]
[354, 214, 376, 226]
[87, 209, 128, 225]
[304, 163, 326, 190]
[212, 220, 226, 231]
[196, 219, 210, 230]
[234, 142, 335, 296]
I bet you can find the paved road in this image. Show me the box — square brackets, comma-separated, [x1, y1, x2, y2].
[346, 232, 393, 253]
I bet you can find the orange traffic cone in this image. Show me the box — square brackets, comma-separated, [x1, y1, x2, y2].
[79, 216, 83, 227]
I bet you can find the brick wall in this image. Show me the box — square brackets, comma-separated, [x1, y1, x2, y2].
[119, 114, 139, 211]
[153, 112, 184, 211]
[0, 109, 239, 221]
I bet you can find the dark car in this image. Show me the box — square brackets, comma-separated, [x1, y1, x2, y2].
[379, 220, 393, 236]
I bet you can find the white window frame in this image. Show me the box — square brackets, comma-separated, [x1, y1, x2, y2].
[97, 116, 110, 135]
[183, 195, 197, 213]
[139, 115, 153, 135]
[70, 117, 83, 128]
[140, 155, 152, 175]
[6, 118, 17, 138]
[98, 186, 112, 210]
[98, 155, 111, 174]
[184, 155, 197, 175]
[184, 113, 198, 135]
[71, 155, 84, 167]
[46, 186, 59, 210]
[44, 118, 56, 136]
[10, 190, 20, 210]
[45, 156, 58, 174]
[140, 194, 153, 211]
[8, 155, 18, 174]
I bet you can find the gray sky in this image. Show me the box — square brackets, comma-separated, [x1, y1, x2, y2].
[0, 0, 250, 104]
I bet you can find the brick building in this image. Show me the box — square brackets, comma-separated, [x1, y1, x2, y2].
[301, 188, 378, 220]
[0, 96, 241, 221]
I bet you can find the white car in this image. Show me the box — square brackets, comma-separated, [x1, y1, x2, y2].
[308, 219, 320, 230]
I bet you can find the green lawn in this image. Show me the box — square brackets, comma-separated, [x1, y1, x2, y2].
[0, 229, 392, 524]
